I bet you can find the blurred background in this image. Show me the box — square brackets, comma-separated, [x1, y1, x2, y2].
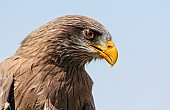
[0, 0, 170, 110]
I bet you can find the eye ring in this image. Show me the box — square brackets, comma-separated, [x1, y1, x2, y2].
[84, 29, 94, 39]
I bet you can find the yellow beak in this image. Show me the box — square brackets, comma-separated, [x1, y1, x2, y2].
[89, 41, 118, 66]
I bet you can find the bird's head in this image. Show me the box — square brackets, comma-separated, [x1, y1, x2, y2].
[18, 15, 118, 68]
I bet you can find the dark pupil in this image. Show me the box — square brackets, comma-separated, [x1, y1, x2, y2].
[88, 31, 93, 36]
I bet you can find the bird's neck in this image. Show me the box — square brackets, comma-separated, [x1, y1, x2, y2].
[47, 63, 93, 109]
[64, 65, 86, 81]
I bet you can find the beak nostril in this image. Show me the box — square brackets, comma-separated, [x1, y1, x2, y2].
[107, 41, 114, 48]
[107, 45, 113, 48]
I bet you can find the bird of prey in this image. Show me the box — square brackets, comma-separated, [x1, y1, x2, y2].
[0, 15, 118, 110]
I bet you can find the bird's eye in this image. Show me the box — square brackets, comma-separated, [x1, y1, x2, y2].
[84, 29, 94, 39]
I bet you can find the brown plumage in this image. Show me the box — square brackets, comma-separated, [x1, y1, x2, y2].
[0, 15, 118, 110]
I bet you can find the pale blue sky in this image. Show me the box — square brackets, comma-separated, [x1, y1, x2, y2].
[0, 0, 170, 110]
